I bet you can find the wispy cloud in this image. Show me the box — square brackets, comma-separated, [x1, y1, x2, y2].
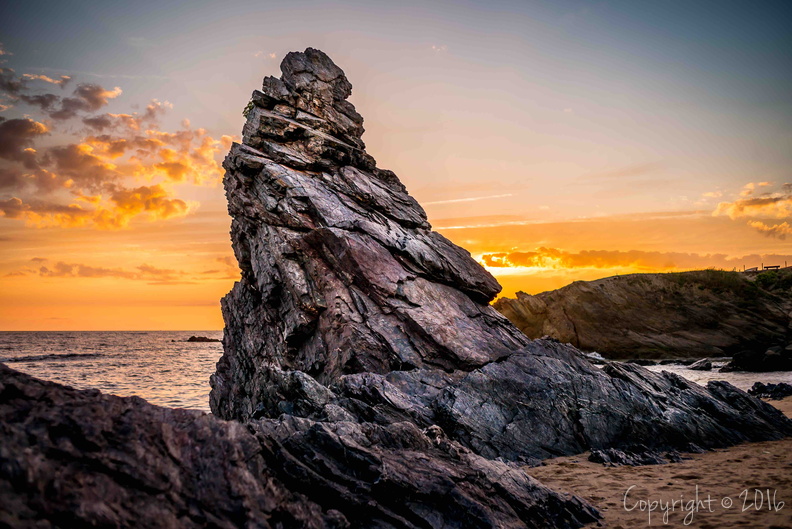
[29, 66, 169, 80]
[424, 193, 513, 206]
[579, 162, 663, 181]
[36, 261, 185, 281]
[21, 73, 71, 88]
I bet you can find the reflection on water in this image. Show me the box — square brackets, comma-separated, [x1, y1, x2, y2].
[0, 331, 223, 412]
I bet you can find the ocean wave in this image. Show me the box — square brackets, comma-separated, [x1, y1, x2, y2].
[1, 352, 104, 363]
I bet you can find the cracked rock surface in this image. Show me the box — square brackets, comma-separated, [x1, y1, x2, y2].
[211, 48, 792, 468]
[0, 363, 598, 528]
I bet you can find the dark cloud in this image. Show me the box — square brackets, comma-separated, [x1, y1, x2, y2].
[48, 83, 122, 120]
[0, 197, 91, 225]
[81, 99, 169, 132]
[44, 143, 118, 192]
[0, 67, 24, 96]
[0, 117, 49, 163]
[19, 93, 60, 111]
[0, 166, 25, 190]
[82, 114, 115, 131]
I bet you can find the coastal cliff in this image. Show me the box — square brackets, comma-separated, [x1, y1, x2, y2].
[494, 269, 792, 360]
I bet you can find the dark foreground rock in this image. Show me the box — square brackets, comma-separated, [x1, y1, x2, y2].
[748, 382, 792, 400]
[210, 47, 792, 473]
[494, 270, 792, 360]
[0, 363, 598, 528]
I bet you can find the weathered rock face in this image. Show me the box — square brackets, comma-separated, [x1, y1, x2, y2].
[212, 47, 528, 420]
[211, 47, 792, 472]
[494, 270, 792, 360]
[0, 363, 599, 528]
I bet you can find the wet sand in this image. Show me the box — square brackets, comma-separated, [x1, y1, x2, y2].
[528, 397, 792, 528]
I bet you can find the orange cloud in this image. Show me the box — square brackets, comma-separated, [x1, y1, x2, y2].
[714, 195, 792, 220]
[102, 184, 191, 228]
[748, 220, 792, 240]
[739, 181, 772, 197]
[480, 247, 791, 272]
[200, 255, 241, 279]
[0, 183, 192, 229]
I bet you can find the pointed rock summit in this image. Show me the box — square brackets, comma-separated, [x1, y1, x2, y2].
[213, 48, 529, 421]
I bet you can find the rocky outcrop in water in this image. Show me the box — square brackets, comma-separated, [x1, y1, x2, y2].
[210, 47, 792, 473]
[494, 270, 792, 360]
[0, 363, 599, 528]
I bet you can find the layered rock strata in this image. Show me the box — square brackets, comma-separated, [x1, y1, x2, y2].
[210, 48, 792, 469]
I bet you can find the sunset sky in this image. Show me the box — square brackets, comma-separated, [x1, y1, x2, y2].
[1, 0, 791, 330]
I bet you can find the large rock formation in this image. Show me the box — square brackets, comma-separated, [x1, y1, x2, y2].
[0, 363, 598, 528]
[495, 270, 792, 360]
[212, 47, 528, 421]
[210, 47, 792, 470]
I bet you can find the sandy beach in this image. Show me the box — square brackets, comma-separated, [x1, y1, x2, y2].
[528, 397, 792, 528]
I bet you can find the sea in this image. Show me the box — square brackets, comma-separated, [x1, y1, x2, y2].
[0, 331, 223, 412]
[1, 331, 790, 413]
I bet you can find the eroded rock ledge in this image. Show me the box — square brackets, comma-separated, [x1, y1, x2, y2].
[210, 48, 792, 468]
